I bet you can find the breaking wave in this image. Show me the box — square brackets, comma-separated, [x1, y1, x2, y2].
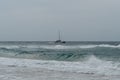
[0, 44, 120, 50]
[0, 41, 120, 76]
[1, 55, 120, 76]
[40, 44, 120, 49]
[0, 44, 120, 61]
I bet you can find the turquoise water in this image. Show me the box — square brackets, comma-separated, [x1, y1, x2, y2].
[0, 41, 120, 61]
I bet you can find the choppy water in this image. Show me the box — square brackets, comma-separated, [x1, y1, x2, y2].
[0, 41, 120, 76]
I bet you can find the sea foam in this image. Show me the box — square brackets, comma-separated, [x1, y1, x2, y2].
[0, 56, 119, 76]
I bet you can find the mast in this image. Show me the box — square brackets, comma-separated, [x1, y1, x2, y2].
[58, 31, 61, 40]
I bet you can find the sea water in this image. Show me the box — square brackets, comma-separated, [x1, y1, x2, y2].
[0, 41, 120, 80]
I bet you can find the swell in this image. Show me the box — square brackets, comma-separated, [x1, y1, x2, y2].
[0, 46, 120, 61]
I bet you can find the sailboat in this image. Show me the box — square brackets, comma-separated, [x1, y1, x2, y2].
[55, 31, 66, 44]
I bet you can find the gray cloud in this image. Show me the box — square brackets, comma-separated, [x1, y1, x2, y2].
[0, 0, 120, 41]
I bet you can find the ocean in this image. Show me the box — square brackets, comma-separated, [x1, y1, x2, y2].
[0, 41, 120, 80]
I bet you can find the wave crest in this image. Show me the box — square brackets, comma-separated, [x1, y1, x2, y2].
[40, 44, 120, 49]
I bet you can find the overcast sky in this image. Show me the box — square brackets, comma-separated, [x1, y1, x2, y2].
[0, 0, 120, 41]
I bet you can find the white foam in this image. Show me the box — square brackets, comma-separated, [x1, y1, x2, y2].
[40, 45, 74, 49]
[39, 44, 120, 50]
[0, 56, 119, 76]
[0, 44, 120, 50]
[0, 45, 20, 49]
[40, 45, 96, 49]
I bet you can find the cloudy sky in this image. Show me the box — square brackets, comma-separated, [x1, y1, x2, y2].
[0, 0, 120, 41]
